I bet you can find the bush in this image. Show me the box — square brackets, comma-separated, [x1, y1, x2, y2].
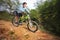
[37, 0, 60, 36]
[0, 11, 13, 21]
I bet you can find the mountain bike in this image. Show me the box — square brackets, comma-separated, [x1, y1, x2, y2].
[12, 12, 39, 32]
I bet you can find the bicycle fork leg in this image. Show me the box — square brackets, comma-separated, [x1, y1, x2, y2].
[28, 20, 33, 27]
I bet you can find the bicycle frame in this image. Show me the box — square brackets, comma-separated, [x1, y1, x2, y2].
[19, 14, 30, 22]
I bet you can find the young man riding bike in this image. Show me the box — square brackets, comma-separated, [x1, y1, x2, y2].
[15, 2, 30, 24]
[12, 2, 38, 32]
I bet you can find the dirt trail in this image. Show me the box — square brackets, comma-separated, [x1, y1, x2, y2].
[0, 20, 60, 40]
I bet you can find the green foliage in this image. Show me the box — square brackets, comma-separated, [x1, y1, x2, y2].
[37, 0, 60, 36]
[0, 11, 13, 21]
[0, 0, 4, 2]
[30, 9, 40, 23]
[0, 0, 20, 21]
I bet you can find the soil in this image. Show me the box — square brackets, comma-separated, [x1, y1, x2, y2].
[0, 20, 60, 40]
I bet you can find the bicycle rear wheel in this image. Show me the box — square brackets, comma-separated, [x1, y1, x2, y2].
[27, 21, 38, 32]
[12, 16, 19, 27]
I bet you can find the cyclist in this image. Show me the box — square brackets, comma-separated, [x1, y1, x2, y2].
[15, 2, 30, 24]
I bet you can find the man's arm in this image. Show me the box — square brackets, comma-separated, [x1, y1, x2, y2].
[25, 7, 30, 14]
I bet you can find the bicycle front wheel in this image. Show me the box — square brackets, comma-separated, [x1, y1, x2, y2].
[27, 21, 38, 32]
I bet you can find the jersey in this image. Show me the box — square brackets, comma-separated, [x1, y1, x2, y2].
[16, 5, 30, 14]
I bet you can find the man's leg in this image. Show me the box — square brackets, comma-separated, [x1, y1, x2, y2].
[15, 12, 19, 23]
[19, 13, 23, 22]
[15, 16, 19, 22]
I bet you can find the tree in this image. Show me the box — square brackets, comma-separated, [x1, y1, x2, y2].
[37, 0, 60, 36]
[0, 0, 20, 20]
[30, 9, 40, 23]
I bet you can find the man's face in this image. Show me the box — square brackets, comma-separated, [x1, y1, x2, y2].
[23, 4, 27, 8]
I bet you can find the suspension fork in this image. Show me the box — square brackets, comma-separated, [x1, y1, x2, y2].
[27, 14, 31, 23]
[27, 15, 33, 27]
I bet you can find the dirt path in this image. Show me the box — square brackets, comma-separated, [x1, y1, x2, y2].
[0, 20, 60, 40]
